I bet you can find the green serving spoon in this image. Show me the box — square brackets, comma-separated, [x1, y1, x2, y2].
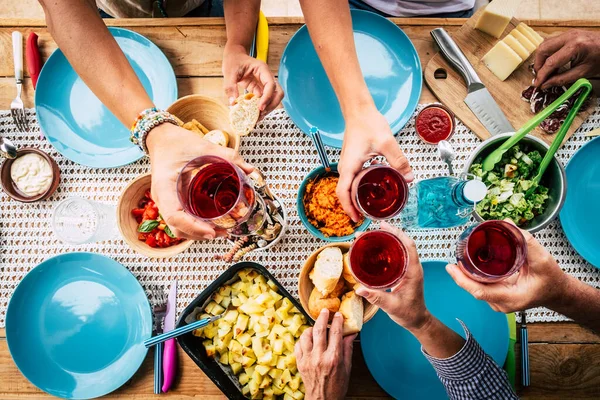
[482, 78, 593, 172]
[525, 81, 592, 197]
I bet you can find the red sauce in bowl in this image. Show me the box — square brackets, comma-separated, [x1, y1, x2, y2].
[415, 105, 454, 144]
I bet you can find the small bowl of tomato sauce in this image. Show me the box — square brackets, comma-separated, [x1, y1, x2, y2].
[118, 173, 193, 258]
[414, 104, 455, 144]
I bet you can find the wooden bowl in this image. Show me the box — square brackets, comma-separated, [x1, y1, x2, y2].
[298, 243, 378, 327]
[117, 173, 193, 258]
[0, 148, 60, 203]
[167, 95, 240, 152]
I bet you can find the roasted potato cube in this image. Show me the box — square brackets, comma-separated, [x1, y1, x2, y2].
[284, 394, 294, 400]
[242, 355, 256, 367]
[242, 347, 256, 359]
[237, 332, 252, 347]
[273, 339, 284, 355]
[293, 390, 305, 400]
[219, 352, 229, 365]
[231, 362, 242, 375]
[260, 375, 273, 389]
[289, 374, 301, 391]
[281, 369, 292, 385]
[239, 301, 265, 315]
[203, 325, 218, 339]
[254, 274, 267, 284]
[234, 314, 250, 337]
[245, 365, 256, 377]
[264, 387, 274, 397]
[283, 385, 294, 396]
[280, 298, 294, 312]
[267, 280, 279, 291]
[276, 357, 286, 369]
[231, 296, 242, 307]
[275, 307, 289, 323]
[255, 293, 271, 306]
[252, 337, 264, 357]
[258, 351, 273, 365]
[220, 296, 231, 309]
[223, 309, 239, 323]
[211, 303, 226, 316]
[212, 292, 224, 304]
[204, 301, 217, 314]
[242, 383, 251, 396]
[239, 372, 250, 385]
[204, 342, 216, 358]
[255, 364, 271, 376]
[268, 368, 283, 380]
[249, 378, 260, 397]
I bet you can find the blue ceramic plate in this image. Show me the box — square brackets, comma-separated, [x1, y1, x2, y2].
[361, 260, 509, 400]
[35, 27, 177, 168]
[279, 10, 422, 148]
[6, 252, 152, 399]
[560, 137, 600, 268]
[297, 163, 372, 242]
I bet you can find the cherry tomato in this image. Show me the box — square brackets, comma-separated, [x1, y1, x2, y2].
[145, 234, 158, 248]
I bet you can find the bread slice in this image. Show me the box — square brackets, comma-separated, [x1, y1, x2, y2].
[229, 93, 260, 136]
[340, 291, 364, 336]
[308, 287, 340, 321]
[311, 247, 343, 296]
[342, 252, 356, 285]
[204, 129, 229, 147]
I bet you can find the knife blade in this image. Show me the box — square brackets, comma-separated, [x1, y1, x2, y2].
[430, 28, 514, 136]
[162, 280, 177, 393]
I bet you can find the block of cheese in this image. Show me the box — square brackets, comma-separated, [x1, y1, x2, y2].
[517, 23, 544, 46]
[503, 34, 531, 61]
[482, 41, 523, 81]
[475, 0, 521, 38]
[510, 30, 537, 53]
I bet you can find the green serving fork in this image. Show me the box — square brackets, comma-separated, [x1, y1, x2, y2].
[482, 78, 593, 172]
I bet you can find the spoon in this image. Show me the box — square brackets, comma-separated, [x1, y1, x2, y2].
[526, 83, 592, 197]
[482, 78, 592, 172]
[438, 140, 455, 175]
[0, 136, 17, 159]
[308, 127, 331, 172]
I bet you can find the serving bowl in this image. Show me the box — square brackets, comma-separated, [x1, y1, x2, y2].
[167, 95, 240, 152]
[298, 242, 378, 325]
[0, 147, 60, 203]
[463, 133, 566, 233]
[297, 163, 372, 242]
[117, 173, 193, 258]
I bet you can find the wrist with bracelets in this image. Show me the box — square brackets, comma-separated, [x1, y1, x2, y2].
[130, 107, 180, 155]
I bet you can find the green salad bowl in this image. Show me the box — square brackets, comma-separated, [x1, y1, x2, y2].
[464, 133, 566, 233]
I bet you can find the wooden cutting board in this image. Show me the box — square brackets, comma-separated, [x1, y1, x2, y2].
[424, 8, 595, 145]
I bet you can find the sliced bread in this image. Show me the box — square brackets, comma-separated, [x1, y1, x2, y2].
[340, 291, 364, 336]
[229, 93, 260, 136]
[308, 287, 340, 321]
[204, 129, 229, 147]
[311, 247, 343, 296]
[342, 252, 356, 285]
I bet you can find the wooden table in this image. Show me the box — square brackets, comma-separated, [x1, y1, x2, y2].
[1, 17, 600, 400]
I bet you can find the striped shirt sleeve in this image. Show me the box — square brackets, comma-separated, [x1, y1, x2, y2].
[422, 320, 518, 400]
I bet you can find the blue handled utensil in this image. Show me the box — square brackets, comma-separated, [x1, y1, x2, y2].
[308, 127, 331, 173]
[521, 310, 530, 387]
[145, 314, 224, 348]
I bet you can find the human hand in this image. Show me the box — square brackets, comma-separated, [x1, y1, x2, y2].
[534, 29, 600, 89]
[222, 43, 284, 119]
[295, 309, 356, 400]
[446, 220, 569, 312]
[337, 107, 413, 222]
[355, 222, 431, 332]
[146, 123, 254, 241]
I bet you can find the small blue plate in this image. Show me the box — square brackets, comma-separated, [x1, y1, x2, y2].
[560, 136, 600, 268]
[361, 260, 509, 400]
[297, 163, 372, 242]
[35, 27, 177, 168]
[279, 10, 422, 148]
[6, 252, 152, 399]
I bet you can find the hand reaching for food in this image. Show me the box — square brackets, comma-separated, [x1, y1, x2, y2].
[534, 29, 600, 89]
[146, 123, 254, 241]
[337, 108, 414, 223]
[222, 43, 284, 120]
[295, 309, 356, 400]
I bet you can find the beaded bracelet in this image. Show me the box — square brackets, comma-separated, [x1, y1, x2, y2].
[130, 108, 179, 155]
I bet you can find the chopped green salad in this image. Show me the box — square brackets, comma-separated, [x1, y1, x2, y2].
[469, 145, 549, 227]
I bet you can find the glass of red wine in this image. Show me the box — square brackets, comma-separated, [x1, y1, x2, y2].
[177, 156, 266, 236]
[456, 220, 527, 283]
[350, 164, 408, 220]
[349, 230, 409, 289]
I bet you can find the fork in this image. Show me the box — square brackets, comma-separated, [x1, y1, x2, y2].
[11, 31, 28, 132]
[149, 289, 168, 395]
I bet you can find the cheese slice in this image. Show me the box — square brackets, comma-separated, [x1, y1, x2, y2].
[515, 23, 542, 47]
[503, 34, 531, 61]
[475, 0, 522, 38]
[518, 23, 544, 46]
[482, 41, 523, 81]
[510, 30, 537, 53]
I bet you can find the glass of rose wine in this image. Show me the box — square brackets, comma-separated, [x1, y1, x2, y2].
[456, 220, 527, 283]
[349, 230, 409, 289]
[177, 156, 266, 236]
[350, 164, 409, 220]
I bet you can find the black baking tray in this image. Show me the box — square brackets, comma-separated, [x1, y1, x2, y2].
[176, 261, 313, 400]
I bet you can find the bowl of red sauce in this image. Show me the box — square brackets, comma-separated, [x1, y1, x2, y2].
[415, 104, 455, 144]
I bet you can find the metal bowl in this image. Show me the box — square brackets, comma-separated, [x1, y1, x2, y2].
[463, 133, 566, 233]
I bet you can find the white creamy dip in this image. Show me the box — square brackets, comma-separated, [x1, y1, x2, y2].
[10, 153, 53, 196]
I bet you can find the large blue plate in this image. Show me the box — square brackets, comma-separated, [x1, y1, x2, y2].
[35, 27, 177, 168]
[361, 260, 509, 400]
[560, 137, 600, 268]
[6, 252, 152, 399]
[279, 10, 422, 148]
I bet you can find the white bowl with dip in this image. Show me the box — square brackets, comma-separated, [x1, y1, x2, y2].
[0, 148, 60, 202]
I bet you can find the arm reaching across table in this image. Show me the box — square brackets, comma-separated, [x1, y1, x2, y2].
[38, 0, 255, 241]
[298, 0, 413, 223]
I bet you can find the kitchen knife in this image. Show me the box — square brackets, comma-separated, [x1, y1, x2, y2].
[162, 280, 178, 393]
[26, 32, 42, 89]
[430, 28, 514, 136]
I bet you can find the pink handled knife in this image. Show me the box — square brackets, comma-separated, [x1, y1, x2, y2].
[162, 280, 178, 393]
